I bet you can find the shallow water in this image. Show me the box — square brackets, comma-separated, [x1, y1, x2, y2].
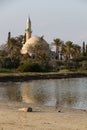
[0, 78, 87, 110]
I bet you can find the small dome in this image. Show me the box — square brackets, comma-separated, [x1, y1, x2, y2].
[21, 36, 50, 56]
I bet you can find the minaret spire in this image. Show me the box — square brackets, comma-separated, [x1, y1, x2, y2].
[25, 16, 31, 42]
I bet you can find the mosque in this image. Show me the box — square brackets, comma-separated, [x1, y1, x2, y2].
[21, 17, 51, 58]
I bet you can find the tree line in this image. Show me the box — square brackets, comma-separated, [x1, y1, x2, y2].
[0, 33, 87, 72]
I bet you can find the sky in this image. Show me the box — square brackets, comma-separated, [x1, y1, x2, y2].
[0, 0, 87, 45]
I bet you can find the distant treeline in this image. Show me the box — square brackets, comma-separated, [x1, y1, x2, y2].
[0, 33, 87, 72]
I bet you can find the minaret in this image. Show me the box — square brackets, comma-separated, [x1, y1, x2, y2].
[25, 17, 32, 42]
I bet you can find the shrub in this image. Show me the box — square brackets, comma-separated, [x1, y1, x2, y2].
[18, 62, 43, 72]
[1, 57, 20, 69]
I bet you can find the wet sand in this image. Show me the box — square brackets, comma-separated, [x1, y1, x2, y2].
[0, 101, 87, 130]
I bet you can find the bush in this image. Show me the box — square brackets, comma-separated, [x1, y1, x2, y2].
[79, 61, 87, 70]
[0, 57, 20, 69]
[18, 62, 43, 72]
[0, 68, 13, 73]
[59, 69, 70, 73]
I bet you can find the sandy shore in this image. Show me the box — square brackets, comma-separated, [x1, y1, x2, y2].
[0, 102, 87, 130]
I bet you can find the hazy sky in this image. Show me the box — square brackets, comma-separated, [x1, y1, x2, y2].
[0, 0, 87, 45]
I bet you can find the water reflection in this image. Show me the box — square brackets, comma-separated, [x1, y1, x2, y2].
[55, 80, 78, 107]
[6, 83, 22, 102]
[21, 83, 33, 103]
[59, 92, 78, 107]
[0, 78, 87, 110]
[21, 82, 51, 104]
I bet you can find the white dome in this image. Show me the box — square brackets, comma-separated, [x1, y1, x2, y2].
[26, 36, 45, 45]
[21, 36, 50, 56]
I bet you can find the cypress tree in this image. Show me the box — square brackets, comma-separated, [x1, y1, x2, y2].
[82, 41, 86, 56]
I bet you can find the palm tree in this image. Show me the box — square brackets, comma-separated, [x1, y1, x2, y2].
[52, 38, 63, 60]
[72, 44, 81, 59]
[63, 41, 73, 61]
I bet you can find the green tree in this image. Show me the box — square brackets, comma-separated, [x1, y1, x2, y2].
[63, 41, 73, 61]
[72, 44, 81, 59]
[0, 34, 25, 69]
[31, 44, 50, 63]
[7, 35, 24, 57]
[52, 38, 63, 60]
